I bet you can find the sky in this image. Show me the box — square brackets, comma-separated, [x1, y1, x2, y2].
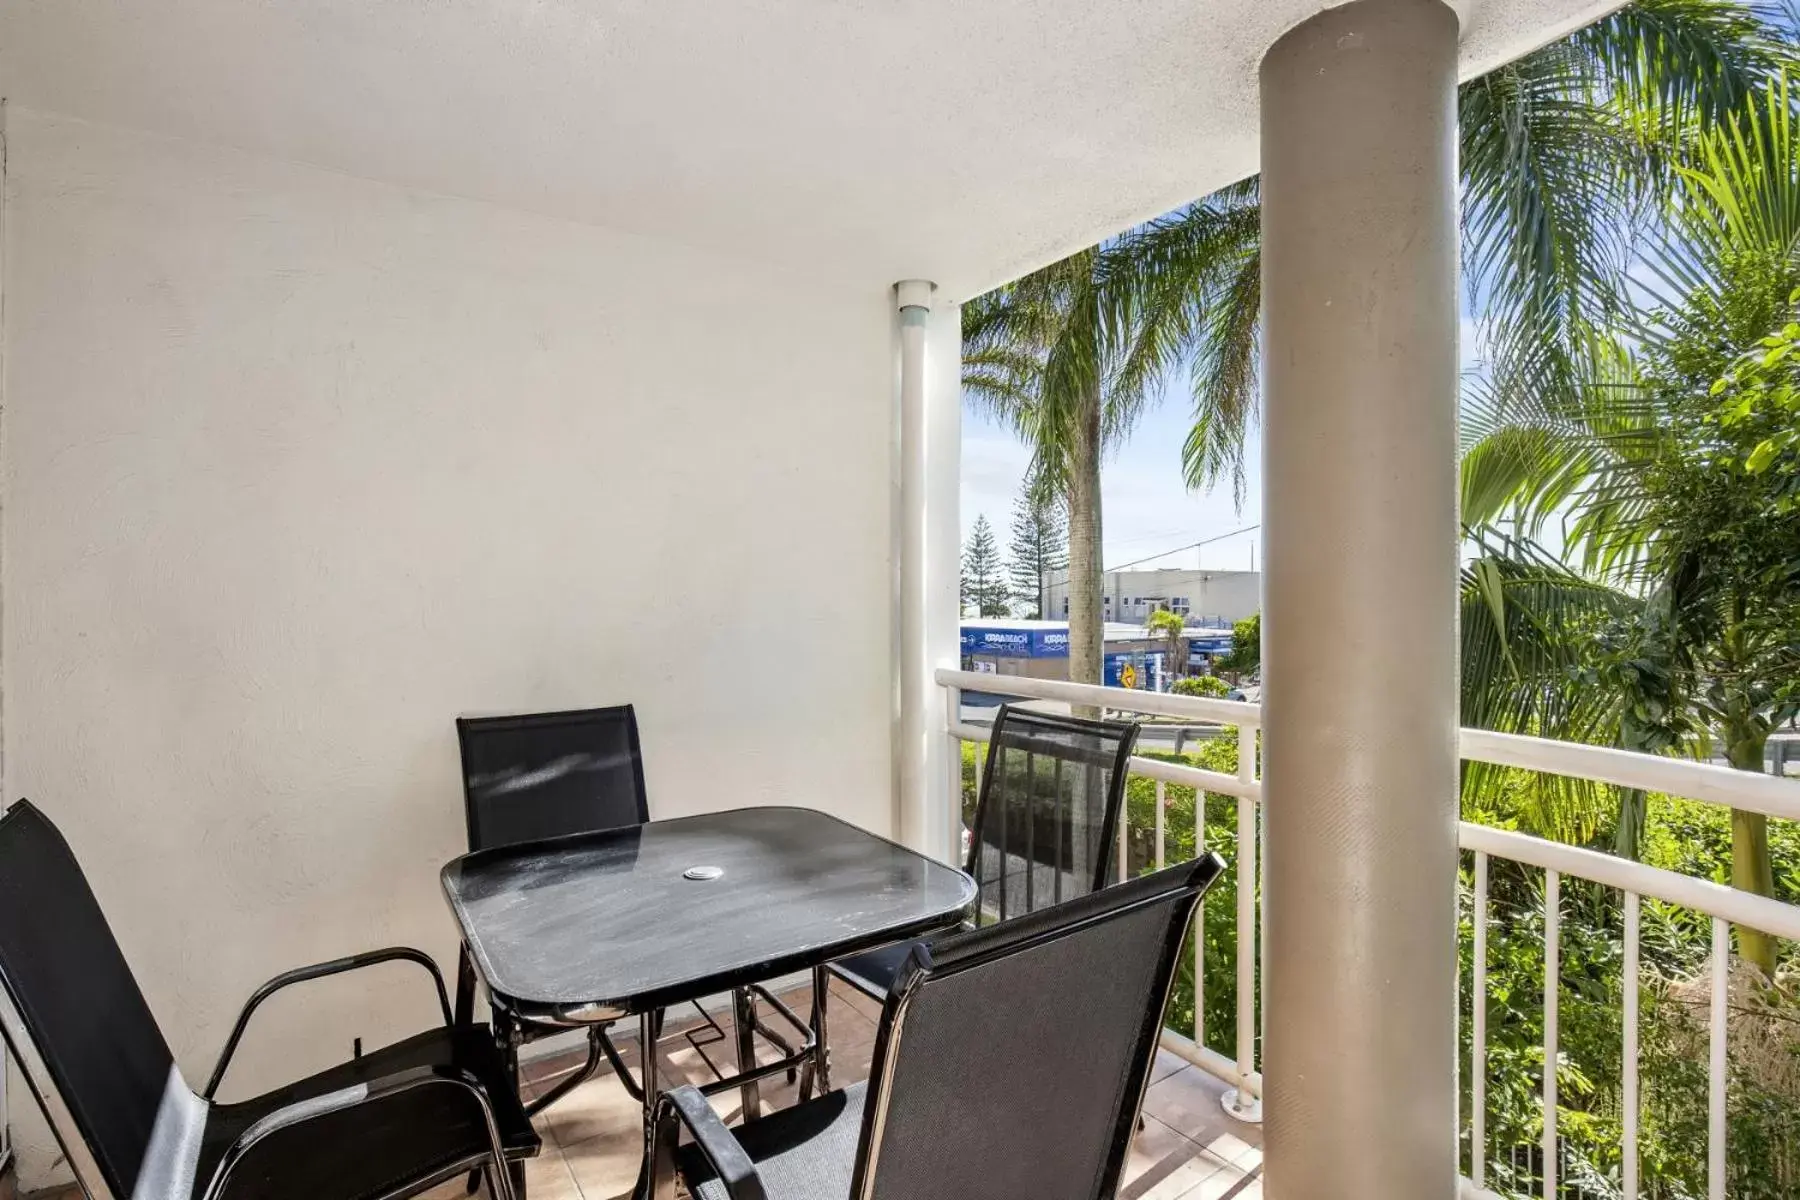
[961, 315, 1484, 575]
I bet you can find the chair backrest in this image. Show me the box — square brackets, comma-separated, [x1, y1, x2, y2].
[850, 854, 1225, 1200]
[966, 705, 1139, 923]
[0, 801, 200, 1200]
[457, 706, 650, 851]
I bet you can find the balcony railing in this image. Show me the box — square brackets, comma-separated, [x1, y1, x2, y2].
[936, 668, 1800, 1200]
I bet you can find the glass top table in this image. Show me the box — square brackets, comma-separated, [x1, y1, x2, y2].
[440, 805, 977, 1023]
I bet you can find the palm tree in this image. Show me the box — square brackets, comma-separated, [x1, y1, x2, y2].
[1146, 608, 1191, 681]
[1461, 79, 1800, 973]
[962, 249, 1149, 693]
[1459, 531, 1681, 855]
[1112, 0, 1794, 498]
[965, 0, 1792, 695]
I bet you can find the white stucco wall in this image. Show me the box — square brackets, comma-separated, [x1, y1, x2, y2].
[1, 109, 898, 1187]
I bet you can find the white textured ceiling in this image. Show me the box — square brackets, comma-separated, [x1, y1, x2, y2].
[0, 0, 1620, 299]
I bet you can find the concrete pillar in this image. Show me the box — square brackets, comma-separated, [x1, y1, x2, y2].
[1258, 2, 1461, 1197]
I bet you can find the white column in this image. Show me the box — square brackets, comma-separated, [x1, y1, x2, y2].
[895, 280, 960, 860]
[1258, 2, 1461, 1197]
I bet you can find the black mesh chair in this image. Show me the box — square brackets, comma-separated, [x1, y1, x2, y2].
[653, 854, 1225, 1200]
[0, 800, 536, 1200]
[453, 706, 802, 1126]
[811, 705, 1137, 1085]
[454, 705, 652, 1123]
[456, 706, 649, 855]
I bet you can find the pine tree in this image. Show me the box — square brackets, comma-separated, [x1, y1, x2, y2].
[1008, 482, 1068, 618]
[960, 516, 1010, 617]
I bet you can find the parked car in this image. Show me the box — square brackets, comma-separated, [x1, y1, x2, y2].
[1227, 673, 1262, 704]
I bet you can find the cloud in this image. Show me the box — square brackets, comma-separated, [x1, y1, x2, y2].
[960, 430, 1032, 540]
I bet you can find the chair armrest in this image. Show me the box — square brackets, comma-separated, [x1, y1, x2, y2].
[657, 1085, 767, 1200]
[204, 947, 453, 1098]
[199, 1063, 516, 1200]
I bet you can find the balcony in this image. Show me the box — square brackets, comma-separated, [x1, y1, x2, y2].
[940, 670, 1800, 1200]
[0, 1, 1767, 1199]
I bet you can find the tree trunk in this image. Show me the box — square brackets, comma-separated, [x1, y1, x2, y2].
[1724, 723, 1778, 978]
[1067, 379, 1104, 716]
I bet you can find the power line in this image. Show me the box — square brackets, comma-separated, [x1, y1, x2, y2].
[1103, 525, 1261, 574]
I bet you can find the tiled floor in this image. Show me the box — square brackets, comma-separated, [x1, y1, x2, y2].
[469, 979, 1263, 1200]
[30, 980, 1262, 1200]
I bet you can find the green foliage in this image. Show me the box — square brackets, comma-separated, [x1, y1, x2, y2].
[1710, 288, 1800, 499]
[1461, 779, 1800, 1199]
[959, 515, 1010, 617]
[1171, 675, 1229, 699]
[1218, 612, 1260, 675]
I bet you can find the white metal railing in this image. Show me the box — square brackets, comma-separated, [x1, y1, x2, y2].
[937, 667, 1800, 1200]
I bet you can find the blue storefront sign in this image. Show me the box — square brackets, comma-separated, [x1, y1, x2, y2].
[960, 625, 1070, 658]
[1186, 632, 1233, 656]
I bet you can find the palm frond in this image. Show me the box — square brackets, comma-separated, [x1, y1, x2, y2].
[1460, 531, 1642, 840]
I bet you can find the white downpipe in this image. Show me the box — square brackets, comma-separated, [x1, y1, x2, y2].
[896, 279, 940, 857]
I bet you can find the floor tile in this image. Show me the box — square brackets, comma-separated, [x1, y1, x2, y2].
[561, 1125, 647, 1200]
[1142, 1066, 1263, 1158]
[825, 978, 884, 1023]
[1120, 1116, 1238, 1200]
[538, 1070, 648, 1151]
[1149, 1046, 1187, 1085]
[1176, 1161, 1261, 1200]
[522, 1152, 585, 1200]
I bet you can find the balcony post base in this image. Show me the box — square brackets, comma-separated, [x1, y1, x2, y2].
[1219, 1090, 1263, 1126]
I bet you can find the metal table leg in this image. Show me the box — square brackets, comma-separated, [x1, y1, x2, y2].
[807, 966, 832, 1097]
[733, 987, 762, 1121]
[634, 1010, 661, 1200]
[493, 1010, 528, 1200]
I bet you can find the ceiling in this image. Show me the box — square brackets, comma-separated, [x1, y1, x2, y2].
[0, 0, 1621, 300]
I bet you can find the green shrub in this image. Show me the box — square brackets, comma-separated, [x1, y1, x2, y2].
[1172, 675, 1230, 698]
[1458, 776, 1800, 1198]
[1218, 612, 1260, 675]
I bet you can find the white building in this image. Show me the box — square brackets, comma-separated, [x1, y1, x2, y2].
[1045, 567, 1261, 627]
